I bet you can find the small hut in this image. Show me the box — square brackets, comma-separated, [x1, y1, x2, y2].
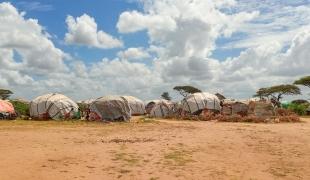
[89, 96, 131, 121]
[30, 93, 79, 120]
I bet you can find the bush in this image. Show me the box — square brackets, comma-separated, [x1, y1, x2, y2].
[10, 100, 30, 117]
[287, 103, 308, 116]
[278, 115, 300, 123]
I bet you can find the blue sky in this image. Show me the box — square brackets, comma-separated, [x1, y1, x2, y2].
[0, 0, 309, 101]
[8, 0, 149, 62]
[6, 0, 245, 63]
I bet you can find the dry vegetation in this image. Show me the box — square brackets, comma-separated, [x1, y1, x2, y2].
[0, 117, 310, 179]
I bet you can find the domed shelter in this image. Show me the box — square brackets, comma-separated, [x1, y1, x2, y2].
[121, 96, 145, 115]
[181, 92, 221, 115]
[30, 93, 79, 120]
[222, 99, 249, 116]
[145, 99, 172, 114]
[149, 101, 173, 118]
[89, 96, 131, 121]
[0, 100, 16, 119]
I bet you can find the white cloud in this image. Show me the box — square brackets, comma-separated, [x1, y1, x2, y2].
[1, 1, 310, 102]
[117, 47, 150, 60]
[65, 14, 123, 49]
[223, 1, 310, 49]
[118, 0, 258, 58]
[0, 2, 66, 74]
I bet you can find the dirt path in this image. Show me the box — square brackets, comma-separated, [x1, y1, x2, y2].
[0, 119, 310, 180]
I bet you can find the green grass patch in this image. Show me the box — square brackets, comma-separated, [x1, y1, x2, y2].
[112, 152, 141, 166]
[164, 148, 194, 166]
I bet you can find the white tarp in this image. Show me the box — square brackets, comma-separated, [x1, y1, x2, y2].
[30, 93, 78, 119]
[146, 99, 173, 114]
[121, 96, 145, 115]
[149, 101, 172, 118]
[90, 96, 131, 121]
[181, 92, 221, 114]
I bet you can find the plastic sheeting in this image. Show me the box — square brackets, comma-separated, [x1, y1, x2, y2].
[90, 96, 131, 121]
[0, 100, 15, 114]
[150, 101, 173, 118]
[145, 99, 172, 114]
[30, 93, 78, 120]
[181, 92, 221, 114]
[222, 99, 249, 116]
[121, 96, 145, 115]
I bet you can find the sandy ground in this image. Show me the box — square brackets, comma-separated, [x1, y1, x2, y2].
[0, 118, 310, 180]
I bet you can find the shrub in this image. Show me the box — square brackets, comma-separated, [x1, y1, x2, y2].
[278, 115, 300, 122]
[287, 103, 308, 116]
[10, 100, 29, 117]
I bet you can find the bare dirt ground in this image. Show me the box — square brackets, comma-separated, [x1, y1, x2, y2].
[0, 118, 310, 180]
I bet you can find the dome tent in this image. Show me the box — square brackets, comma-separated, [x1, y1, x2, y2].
[30, 93, 78, 120]
[89, 96, 131, 121]
[149, 101, 172, 118]
[121, 96, 145, 115]
[145, 99, 172, 114]
[181, 92, 221, 114]
[0, 100, 16, 119]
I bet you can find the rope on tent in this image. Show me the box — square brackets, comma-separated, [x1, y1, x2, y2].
[159, 104, 165, 117]
[193, 95, 200, 111]
[201, 93, 208, 109]
[184, 98, 192, 114]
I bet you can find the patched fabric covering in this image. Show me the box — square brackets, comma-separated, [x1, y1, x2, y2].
[121, 96, 145, 115]
[181, 92, 221, 114]
[0, 100, 15, 114]
[90, 96, 131, 121]
[30, 93, 78, 119]
[149, 101, 172, 118]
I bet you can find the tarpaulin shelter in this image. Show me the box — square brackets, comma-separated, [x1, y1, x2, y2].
[0, 100, 15, 119]
[30, 93, 78, 120]
[121, 96, 145, 115]
[149, 101, 173, 118]
[145, 99, 172, 114]
[222, 99, 249, 116]
[89, 96, 131, 121]
[248, 101, 275, 118]
[181, 92, 221, 114]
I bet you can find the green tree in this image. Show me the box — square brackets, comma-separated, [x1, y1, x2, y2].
[254, 84, 301, 107]
[173, 86, 202, 97]
[0, 89, 13, 100]
[161, 92, 171, 101]
[10, 100, 30, 116]
[294, 76, 310, 88]
[215, 93, 226, 101]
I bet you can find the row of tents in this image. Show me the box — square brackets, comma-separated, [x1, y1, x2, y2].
[2, 92, 295, 121]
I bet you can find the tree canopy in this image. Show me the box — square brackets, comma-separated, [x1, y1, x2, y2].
[254, 84, 301, 106]
[161, 92, 171, 101]
[294, 76, 310, 88]
[215, 93, 226, 100]
[173, 86, 202, 97]
[0, 89, 13, 100]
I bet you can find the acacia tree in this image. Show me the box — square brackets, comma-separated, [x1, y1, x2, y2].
[254, 84, 301, 107]
[0, 89, 13, 100]
[173, 86, 202, 97]
[294, 76, 310, 88]
[161, 92, 171, 101]
[215, 93, 226, 101]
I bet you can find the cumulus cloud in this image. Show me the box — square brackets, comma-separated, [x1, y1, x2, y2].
[118, 0, 258, 58]
[117, 47, 150, 61]
[1, 1, 310, 102]
[65, 14, 123, 49]
[0, 2, 66, 75]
